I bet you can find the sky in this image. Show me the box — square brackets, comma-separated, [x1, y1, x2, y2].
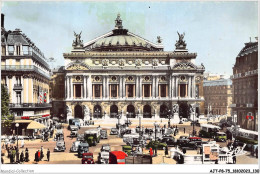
[1, 1, 258, 75]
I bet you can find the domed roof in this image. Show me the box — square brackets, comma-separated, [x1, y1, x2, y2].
[84, 14, 163, 52]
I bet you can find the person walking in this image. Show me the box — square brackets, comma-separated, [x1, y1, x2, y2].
[20, 151, 24, 163]
[34, 151, 39, 163]
[40, 146, 44, 160]
[232, 154, 236, 164]
[149, 147, 153, 157]
[256, 147, 258, 158]
[47, 149, 50, 162]
[25, 148, 29, 162]
[10, 148, 14, 164]
[183, 128, 186, 134]
[16, 149, 20, 164]
[37, 150, 41, 162]
[164, 146, 169, 157]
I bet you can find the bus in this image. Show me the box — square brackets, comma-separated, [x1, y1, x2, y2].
[109, 151, 128, 164]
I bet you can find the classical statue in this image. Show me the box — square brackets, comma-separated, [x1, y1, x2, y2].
[175, 31, 187, 49]
[115, 13, 123, 29]
[157, 36, 162, 43]
[83, 105, 90, 117]
[72, 31, 83, 48]
[66, 105, 72, 115]
[172, 104, 179, 114]
[189, 104, 195, 113]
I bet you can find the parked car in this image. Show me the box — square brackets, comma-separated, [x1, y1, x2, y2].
[100, 129, 108, 139]
[77, 134, 84, 142]
[70, 141, 81, 152]
[98, 144, 111, 164]
[78, 143, 89, 158]
[160, 136, 176, 146]
[110, 128, 119, 135]
[70, 125, 79, 137]
[69, 118, 81, 130]
[54, 140, 66, 152]
[82, 153, 94, 164]
[54, 129, 64, 141]
[214, 132, 227, 142]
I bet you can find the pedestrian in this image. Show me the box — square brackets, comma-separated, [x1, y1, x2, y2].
[34, 151, 39, 163]
[183, 148, 186, 154]
[164, 146, 168, 157]
[184, 128, 186, 134]
[10, 148, 14, 164]
[40, 146, 44, 160]
[7, 147, 10, 158]
[232, 154, 236, 164]
[16, 150, 20, 163]
[256, 147, 258, 158]
[47, 149, 50, 162]
[25, 148, 29, 162]
[1, 156, 4, 164]
[20, 151, 24, 163]
[38, 150, 41, 162]
[149, 147, 153, 157]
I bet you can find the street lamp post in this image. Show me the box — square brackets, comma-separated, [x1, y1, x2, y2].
[15, 123, 19, 163]
[168, 110, 171, 128]
[154, 122, 158, 156]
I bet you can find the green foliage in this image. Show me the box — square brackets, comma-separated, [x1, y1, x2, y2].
[146, 141, 167, 150]
[1, 84, 13, 127]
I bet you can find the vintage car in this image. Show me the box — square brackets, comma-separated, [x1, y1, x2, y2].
[69, 118, 81, 130]
[214, 132, 227, 142]
[54, 140, 66, 152]
[101, 144, 111, 152]
[70, 125, 79, 137]
[160, 136, 176, 146]
[78, 143, 89, 158]
[110, 128, 119, 135]
[70, 141, 81, 152]
[98, 144, 111, 164]
[54, 129, 64, 141]
[82, 153, 94, 164]
[100, 129, 108, 139]
[77, 134, 84, 142]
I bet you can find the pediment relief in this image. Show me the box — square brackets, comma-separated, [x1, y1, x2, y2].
[173, 62, 197, 70]
[66, 62, 90, 71]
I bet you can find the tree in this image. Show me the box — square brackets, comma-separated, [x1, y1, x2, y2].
[1, 84, 13, 128]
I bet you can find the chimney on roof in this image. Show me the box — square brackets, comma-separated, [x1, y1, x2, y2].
[1, 13, 4, 28]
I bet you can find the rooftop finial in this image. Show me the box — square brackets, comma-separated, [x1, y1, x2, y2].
[115, 13, 123, 29]
[175, 31, 187, 50]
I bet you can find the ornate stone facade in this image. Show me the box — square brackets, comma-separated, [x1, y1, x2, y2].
[52, 15, 205, 122]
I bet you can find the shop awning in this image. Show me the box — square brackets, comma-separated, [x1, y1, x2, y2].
[27, 121, 46, 129]
[13, 120, 33, 124]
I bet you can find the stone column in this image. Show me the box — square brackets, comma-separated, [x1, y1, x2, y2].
[122, 76, 126, 98]
[192, 76, 196, 98]
[155, 76, 158, 98]
[102, 76, 106, 98]
[83, 76, 87, 99]
[139, 76, 142, 98]
[87, 75, 92, 99]
[119, 76, 122, 98]
[86, 76, 88, 98]
[171, 76, 175, 98]
[70, 76, 73, 99]
[175, 76, 178, 98]
[152, 76, 155, 98]
[106, 76, 109, 98]
[135, 76, 138, 98]
[67, 76, 70, 99]
[169, 75, 172, 98]
[188, 76, 191, 98]
[65, 76, 67, 99]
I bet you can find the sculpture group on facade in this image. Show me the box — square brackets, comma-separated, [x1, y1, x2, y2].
[72, 31, 83, 48]
[175, 31, 187, 50]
